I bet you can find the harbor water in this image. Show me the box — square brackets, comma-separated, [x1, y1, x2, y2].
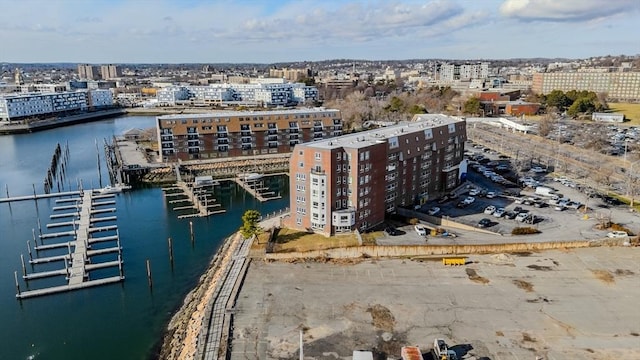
[0, 115, 289, 359]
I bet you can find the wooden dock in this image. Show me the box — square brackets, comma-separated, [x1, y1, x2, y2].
[232, 177, 282, 202]
[15, 191, 124, 299]
[0, 190, 81, 203]
[163, 182, 226, 218]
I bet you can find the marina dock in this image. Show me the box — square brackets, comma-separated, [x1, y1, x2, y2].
[231, 174, 282, 202]
[163, 180, 226, 219]
[15, 191, 124, 299]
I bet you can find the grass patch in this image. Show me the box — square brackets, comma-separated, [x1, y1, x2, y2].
[608, 102, 640, 123]
[360, 231, 384, 245]
[591, 269, 615, 284]
[272, 227, 358, 252]
[512, 227, 541, 235]
[513, 279, 534, 292]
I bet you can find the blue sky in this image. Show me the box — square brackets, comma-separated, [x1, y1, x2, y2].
[0, 0, 638, 63]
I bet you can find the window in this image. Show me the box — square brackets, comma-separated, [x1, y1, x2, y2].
[315, 152, 321, 160]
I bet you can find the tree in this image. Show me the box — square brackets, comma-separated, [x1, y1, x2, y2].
[240, 210, 261, 239]
[538, 115, 554, 138]
[463, 97, 481, 115]
[545, 90, 570, 111]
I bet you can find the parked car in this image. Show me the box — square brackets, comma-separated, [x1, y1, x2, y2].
[505, 211, 518, 219]
[414, 225, 427, 236]
[493, 207, 506, 217]
[384, 226, 399, 236]
[530, 166, 546, 173]
[463, 196, 476, 205]
[513, 206, 523, 214]
[427, 207, 441, 216]
[468, 188, 480, 196]
[477, 218, 492, 228]
[484, 205, 496, 215]
[607, 231, 628, 238]
[515, 212, 529, 222]
[485, 191, 497, 199]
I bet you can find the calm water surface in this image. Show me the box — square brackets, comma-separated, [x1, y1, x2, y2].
[0, 115, 289, 359]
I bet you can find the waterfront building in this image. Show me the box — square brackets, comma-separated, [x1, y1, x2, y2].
[285, 114, 467, 236]
[156, 108, 343, 162]
[532, 71, 640, 102]
[155, 83, 318, 107]
[0, 89, 113, 122]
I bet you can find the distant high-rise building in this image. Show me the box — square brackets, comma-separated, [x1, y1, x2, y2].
[77, 64, 99, 80]
[532, 71, 640, 102]
[100, 64, 121, 80]
[269, 67, 311, 82]
[14, 68, 23, 85]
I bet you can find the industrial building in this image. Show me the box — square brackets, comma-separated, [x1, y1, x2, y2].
[156, 108, 342, 162]
[285, 114, 467, 236]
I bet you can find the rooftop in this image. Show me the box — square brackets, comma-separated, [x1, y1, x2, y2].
[157, 107, 339, 120]
[304, 114, 464, 150]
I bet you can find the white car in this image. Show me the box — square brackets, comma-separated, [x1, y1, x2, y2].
[414, 225, 427, 236]
[493, 207, 506, 217]
[484, 205, 496, 215]
[427, 207, 441, 216]
[530, 166, 546, 173]
[515, 212, 529, 222]
[468, 188, 480, 196]
[463, 196, 476, 205]
[485, 191, 497, 199]
[607, 231, 628, 238]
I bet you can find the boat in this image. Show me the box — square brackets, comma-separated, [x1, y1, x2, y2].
[96, 183, 131, 194]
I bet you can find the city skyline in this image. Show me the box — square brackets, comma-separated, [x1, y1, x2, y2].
[0, 0, 639, 64]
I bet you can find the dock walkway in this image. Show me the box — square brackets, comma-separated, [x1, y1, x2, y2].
[198, 235, 252, 360]
[16, 190, 124, 299]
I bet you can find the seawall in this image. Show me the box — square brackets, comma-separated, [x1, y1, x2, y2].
[0, 108, 126, 135]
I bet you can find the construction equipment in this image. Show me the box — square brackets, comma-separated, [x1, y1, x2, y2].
[442, 257, 467, 266]
[432, 338, 458, 360]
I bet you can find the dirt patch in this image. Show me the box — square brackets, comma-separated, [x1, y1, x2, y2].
[630, 332, 639, 337]
[615, 269, 635, 276]
[526, 297, 551, 303]
[495, 331, 504, 337]
[465, 268, 489, 284]
[366, 304, 395, 332]
[513, 279, 534, 292]
[592, 269, 615, 284]
[527, 264, 553, 271]
[521, 333, 536, 343]
[511, 251, 533, 257]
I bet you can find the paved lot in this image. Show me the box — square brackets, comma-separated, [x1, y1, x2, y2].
[230, 247, 640, 360]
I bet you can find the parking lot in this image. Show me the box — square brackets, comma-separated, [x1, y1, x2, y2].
[379, 142, 639, 246]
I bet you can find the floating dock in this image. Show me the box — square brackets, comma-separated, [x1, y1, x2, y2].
[15, 191, 124, 299]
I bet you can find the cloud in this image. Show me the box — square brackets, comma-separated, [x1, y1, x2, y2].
[499, 0, 640, 22]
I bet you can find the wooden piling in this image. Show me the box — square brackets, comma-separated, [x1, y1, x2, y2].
[32, 184, 39, 213]
[14, 271, 20, 296]
[27, 240, 32, 261]
[168, 237, 174, 264]
[146, 259, 153, 288]
[20, 254, 26, 277]
[37, 218, 42, 236]
[118, 254, 123, 278]
[5, 184, 8, 198]
[189, 221, 195, 244]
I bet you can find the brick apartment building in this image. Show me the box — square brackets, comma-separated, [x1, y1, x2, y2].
[156, 108, 343, 161]
[285, 114, 467, 236]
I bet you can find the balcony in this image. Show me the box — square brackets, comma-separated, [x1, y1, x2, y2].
[267, 129, 278, 135]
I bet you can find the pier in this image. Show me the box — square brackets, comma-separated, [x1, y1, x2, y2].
[15, 191, 124, 299]
[231, 174, 282, 202]
[163, 180, 226, 219]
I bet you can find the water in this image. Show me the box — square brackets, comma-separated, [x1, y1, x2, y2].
[0, 115, 289, 360]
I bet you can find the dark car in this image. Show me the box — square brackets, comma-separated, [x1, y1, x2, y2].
[505, 211, 518, 219]
[384, 226, 399, 236]
[477, 218, 492, 228]
[513, 206, 523, 213]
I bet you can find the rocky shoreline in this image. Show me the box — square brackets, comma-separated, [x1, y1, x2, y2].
[157, 231, 244, 360]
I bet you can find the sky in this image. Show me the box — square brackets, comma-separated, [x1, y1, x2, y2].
[0, 0, 639, 63]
